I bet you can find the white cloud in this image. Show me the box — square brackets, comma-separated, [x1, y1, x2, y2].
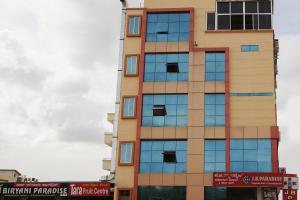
[0, 0, 122, 180]
[276, 35, 300, 175]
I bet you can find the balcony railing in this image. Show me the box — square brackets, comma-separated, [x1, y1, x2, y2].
[107, 113, 114, 124]
[104, 132, 112, 147]
[102, 159, 111, 171]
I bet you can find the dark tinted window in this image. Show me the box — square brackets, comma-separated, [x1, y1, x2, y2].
[119, 190, 130, 200]
[207, 13, 216, 30]
[163, 151, 177, 163]
[205, 187, 257, 200]
[245, 15, 258, 29]
[138, 186, 186, 200]
[218, 15, 230, 30]
[166, 63, 179, 73]
[259, 1, 272, 13]
[227, 188, 257, 200]
[153, 105, 167, 116]
[259, 15, 272, 29]
[245, 2, 258, 13]
[205, 187, 227, 200]
[231, 2, 243, 13]
[231, 15, 244, 30]
[218, 2, 230, 13]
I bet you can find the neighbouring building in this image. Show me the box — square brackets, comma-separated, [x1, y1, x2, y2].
[103, 0, 298, 199]
[0, 169, 21, 182]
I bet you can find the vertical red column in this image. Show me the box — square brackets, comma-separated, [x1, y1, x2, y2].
[225, 48, 230, 172]
[271, 126, 279, 173]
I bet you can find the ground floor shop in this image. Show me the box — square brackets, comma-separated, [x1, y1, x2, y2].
[0, 197, 112, 200]
[137, 186, 276, 200]
[0, 182, 113, 200]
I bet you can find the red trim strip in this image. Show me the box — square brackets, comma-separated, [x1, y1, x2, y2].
[272, 139, 279, 173]
[271, 126, 279, 173]
[225, 49, 230, 172]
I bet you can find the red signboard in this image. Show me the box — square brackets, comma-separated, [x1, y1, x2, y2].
[213, 172, 284, 187]
[68, 182, 110, 197]
[283, 189, 297, 200]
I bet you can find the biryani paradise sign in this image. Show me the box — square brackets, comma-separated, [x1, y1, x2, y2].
[0, 182, 110, 197]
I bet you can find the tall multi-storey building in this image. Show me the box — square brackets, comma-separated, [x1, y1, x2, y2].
[103, 0, 297, 199]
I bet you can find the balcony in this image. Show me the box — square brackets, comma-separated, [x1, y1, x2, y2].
[107, 113, 114, 124]
[102, 159, 111, 171]
[104, 132, 112, 147]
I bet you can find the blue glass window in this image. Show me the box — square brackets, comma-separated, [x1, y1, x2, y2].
[144, 53, 189, 82]
[128, 16, 140, 35]
[126, 55, 138, 75]
[230, 139, 272, 172]
[140, 140, 187, 173]
[146, 12, 190, 42]
[142, 94, 187, 127]
[205, 94, 225, 126]
[205, 52, 225, 81]
[204, 140, 226, 172]
[123, 97, 136, 118]
[241, 45, 259, 52]
[120, 143, 133, 164]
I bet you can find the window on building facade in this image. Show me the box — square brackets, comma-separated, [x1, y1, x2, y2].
[230, 139, 272, 172]
[205, 187, 257, 200]
[125, 55, 138, 76]
[122, 96, 136, 118]
[205, 187, 227, 200]
[153, 105, 167, 116]
[146, 12, 190, 42]
[208, 1, 272, 31]
[140, 140, 187, 173]
[205, 94, 225, 126]
[118, 189, 131, 200]
[119, 142, 134, 165]
[163, 151, 177, 163]
[204, 140, 226, 172]
[144, 53, 189, 82]
[240, 45, 259, 52]
[139, 186, 186, 200]
[128, 16, 141, 35]
[142, 94, 188, 127]
[205, 52, 225, 81]
[207, 12, 216, 30]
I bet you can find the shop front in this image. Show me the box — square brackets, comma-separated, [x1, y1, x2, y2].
[213, 172, 298, 200]
[0, 182, 113, 200]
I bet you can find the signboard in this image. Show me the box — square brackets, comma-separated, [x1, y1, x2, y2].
[283, 189, 297, 200]
[0, 182, 110, 197]
[263, 187, 278, 200]
[213, 173, 284, 187]
[68, 182, 110, 197]
[283, 175, 298, 200]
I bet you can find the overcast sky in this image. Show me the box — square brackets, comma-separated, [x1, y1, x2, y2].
[0, 0, 299, 181]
